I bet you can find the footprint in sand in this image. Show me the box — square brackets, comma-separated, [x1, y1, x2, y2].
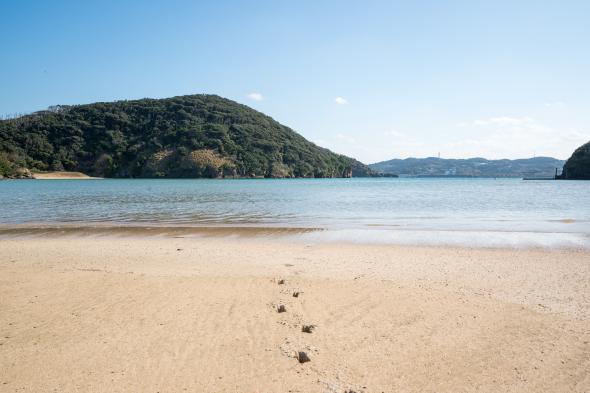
[297, 351, 310, 363]
[272, 277, 318, 364]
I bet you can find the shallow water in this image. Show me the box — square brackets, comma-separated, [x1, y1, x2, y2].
[1, 178, 588, 247]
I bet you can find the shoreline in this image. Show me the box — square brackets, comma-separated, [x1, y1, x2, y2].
[1, 235, 589, 391]
[0, 223, 588, 250]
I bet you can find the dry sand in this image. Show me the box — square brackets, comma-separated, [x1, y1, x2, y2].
[0, 235, 589, 392]
[32, 171, 100, 179]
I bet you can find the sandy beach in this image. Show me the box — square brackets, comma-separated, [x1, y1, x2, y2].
[31, 171, 100, 180]
[1, 234, 589, 392]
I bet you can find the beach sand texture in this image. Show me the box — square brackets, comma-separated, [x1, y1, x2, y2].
[31, 171, 99, 180]
[1, 236, 589, 392]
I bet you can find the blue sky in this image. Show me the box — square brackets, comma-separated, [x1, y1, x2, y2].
[1, 0, 589, 162]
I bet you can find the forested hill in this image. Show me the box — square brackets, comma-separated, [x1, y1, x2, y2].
[370, 156, 564, 178]
[0, 94, 373, 178]
[560, 141, 590, 180]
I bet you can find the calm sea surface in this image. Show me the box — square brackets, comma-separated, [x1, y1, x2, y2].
[1, 178, 588, 247]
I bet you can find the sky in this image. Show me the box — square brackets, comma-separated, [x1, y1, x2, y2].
[1, 0, 589, 163]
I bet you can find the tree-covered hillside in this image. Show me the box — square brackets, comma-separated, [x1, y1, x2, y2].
[0, 95, 373, 178]
[560, 141, 590, 180]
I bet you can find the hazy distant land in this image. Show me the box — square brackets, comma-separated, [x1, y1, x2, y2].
[370, 156, 565, 178]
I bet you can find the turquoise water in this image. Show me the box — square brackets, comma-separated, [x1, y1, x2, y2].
[1, 178, 589, 247]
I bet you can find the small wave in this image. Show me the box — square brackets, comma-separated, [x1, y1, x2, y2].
[293, 229, 590, 249]
[0, 225, 321, 239]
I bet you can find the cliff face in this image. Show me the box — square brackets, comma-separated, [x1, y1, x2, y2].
[0, 94, 374, 178]
[561, 141, 590, 180]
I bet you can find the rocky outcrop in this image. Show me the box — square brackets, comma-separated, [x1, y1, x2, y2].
[561, 141, 590, 180]
[0, 167, 34, 179]
[15, 168, 33, 178]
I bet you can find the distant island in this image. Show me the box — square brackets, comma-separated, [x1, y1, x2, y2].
[0, 94, 374, 179]
[559, 141, 590, 180]
[369, 156, 564, 178]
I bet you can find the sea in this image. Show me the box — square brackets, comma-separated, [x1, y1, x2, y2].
[0, 178, 588, 248]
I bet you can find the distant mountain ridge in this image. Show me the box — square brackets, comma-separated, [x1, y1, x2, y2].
[0, 94, 374, 179]
[369, 156, 564, 178]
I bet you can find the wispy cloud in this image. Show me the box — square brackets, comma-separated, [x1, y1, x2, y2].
[334, 96, 348, 105]
[447, 116, 588, 159]
[336, 133, 356, 143]
[544, 101, 566, 108]
[383, 129, 405, 137]
[332, 128, 427, 163]
[472, 116, 534, 126]
[247, 92, 264, 101]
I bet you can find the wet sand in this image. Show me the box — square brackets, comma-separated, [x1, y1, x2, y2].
[0, 235, 589, 392]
